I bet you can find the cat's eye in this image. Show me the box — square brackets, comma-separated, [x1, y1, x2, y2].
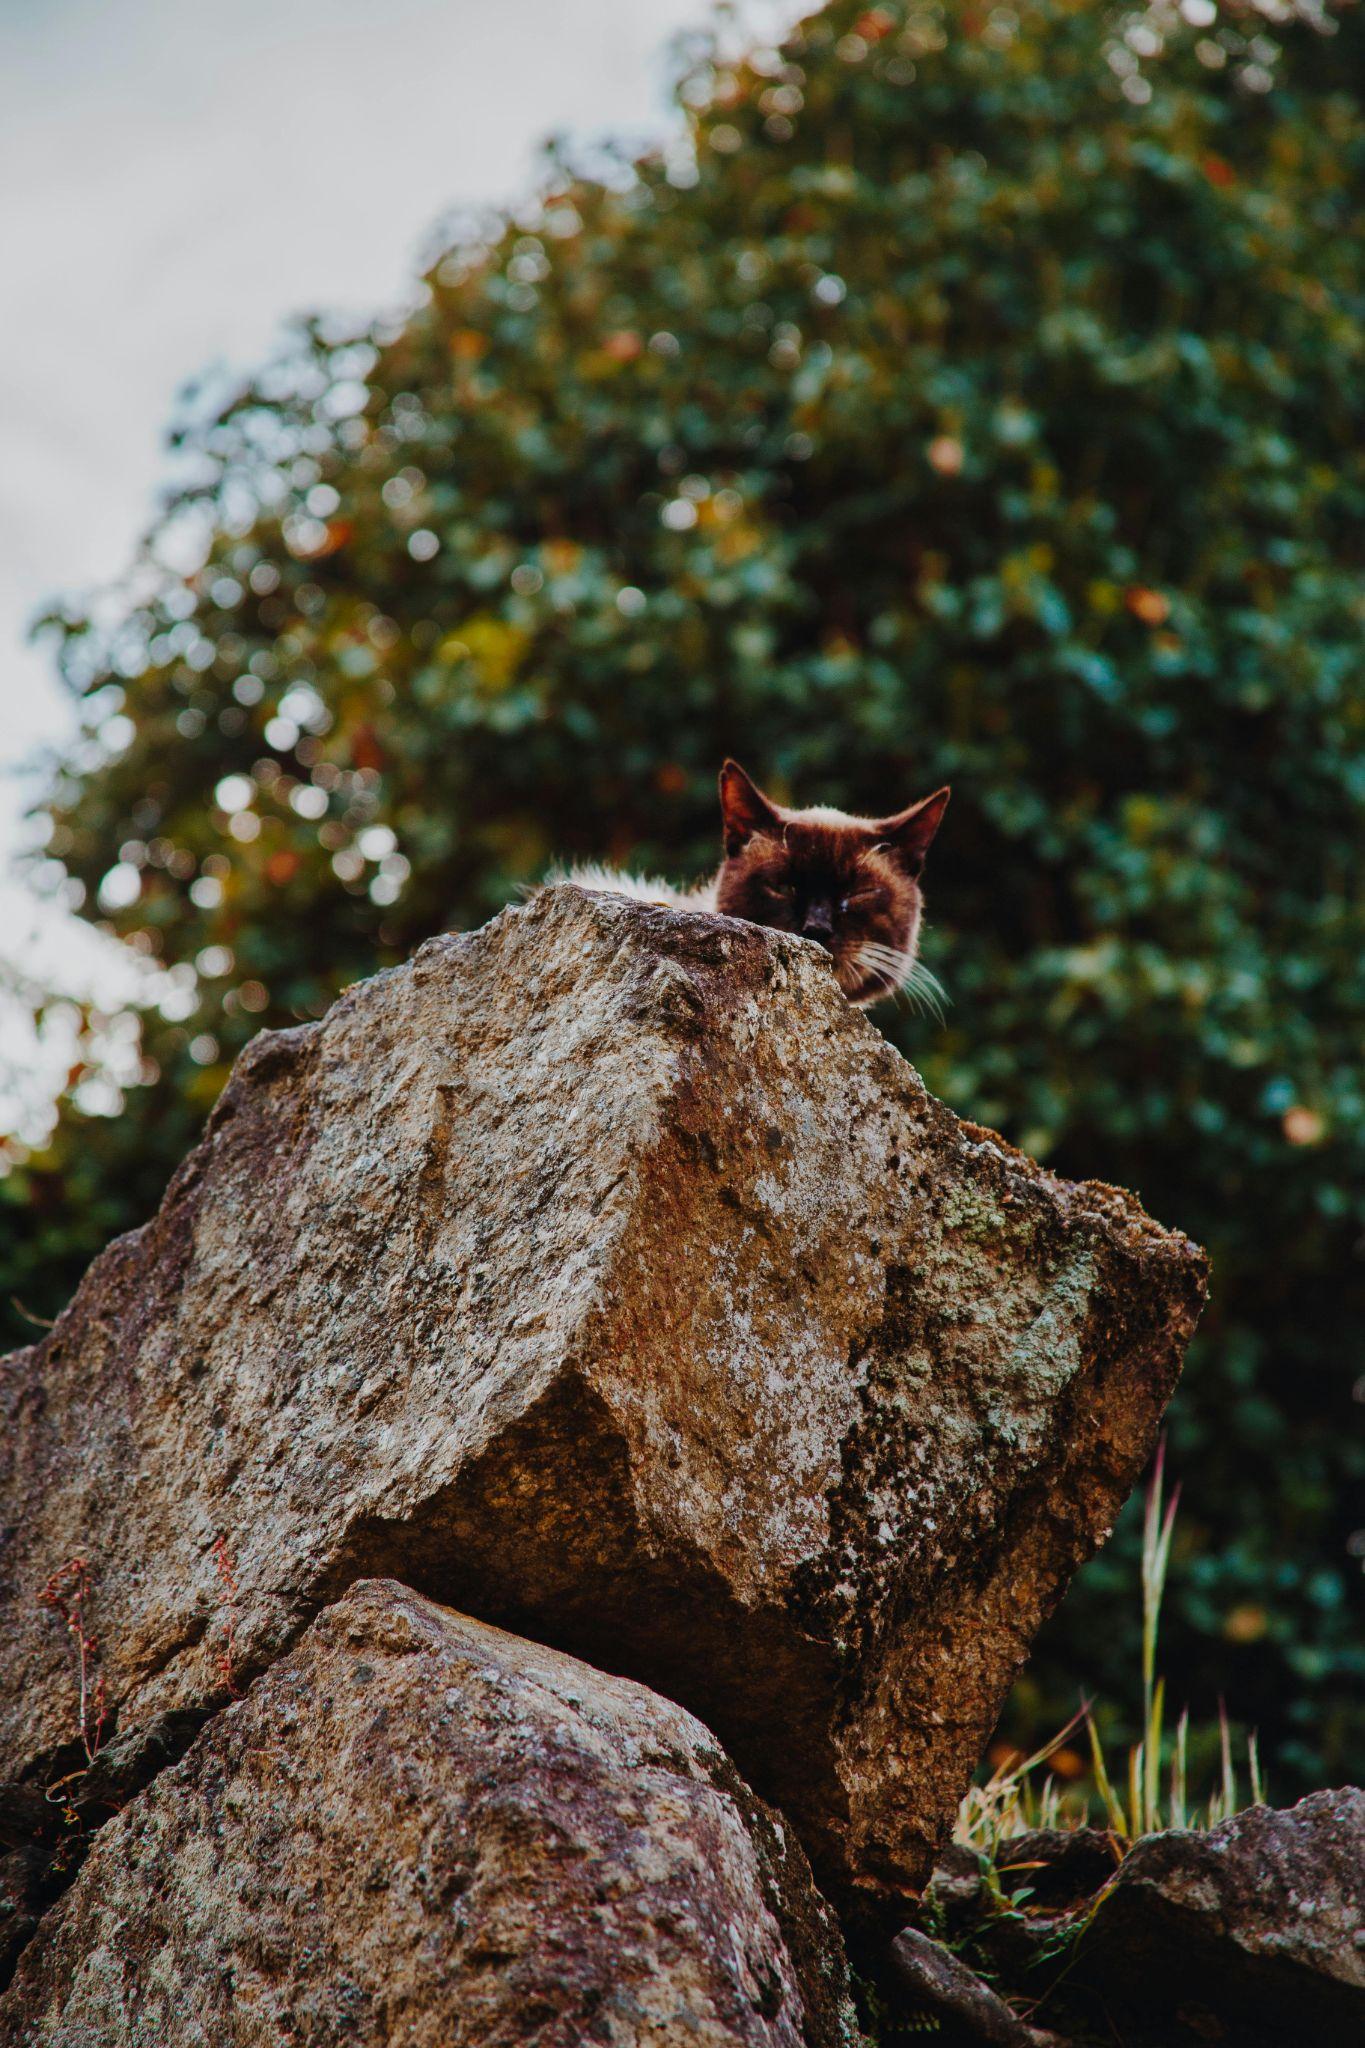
[760, 881, 794, 902]
[840, 889, 878, 912]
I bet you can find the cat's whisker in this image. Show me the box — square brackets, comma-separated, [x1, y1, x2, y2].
[905, 975, 949, 1026]
[903, 960, 950, 1023]
[853, 943, 949, 1022]
[852, 944, 908, 1003]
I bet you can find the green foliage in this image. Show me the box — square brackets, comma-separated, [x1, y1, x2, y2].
[6, 0, 1364, 1787]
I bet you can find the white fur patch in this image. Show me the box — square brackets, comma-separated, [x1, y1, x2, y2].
[551, 863, 718, 913]
[791, 803, 872, 828]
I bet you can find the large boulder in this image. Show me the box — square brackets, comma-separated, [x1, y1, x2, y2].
[0, 1579, 858, 2046]
[0, 886, 1205, 1913]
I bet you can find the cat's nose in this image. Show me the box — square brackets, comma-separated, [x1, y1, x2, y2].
[801, 907, 835, 950]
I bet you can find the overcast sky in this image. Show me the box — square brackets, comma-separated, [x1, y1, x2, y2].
[0, 0, 797, 1124]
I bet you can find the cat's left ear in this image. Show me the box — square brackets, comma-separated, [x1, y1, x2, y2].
[719, 760, 784, 855]
[872, 786, 951, 877]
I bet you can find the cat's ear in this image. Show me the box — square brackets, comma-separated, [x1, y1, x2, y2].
[719, 760, 783, 855]
[872, 786, 951, 877]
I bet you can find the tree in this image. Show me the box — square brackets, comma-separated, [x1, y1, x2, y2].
[7, 0, 1364, 1788]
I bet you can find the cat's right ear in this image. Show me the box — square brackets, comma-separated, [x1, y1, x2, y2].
[872, 786, 951, 877]
[719, 760, 783, 856]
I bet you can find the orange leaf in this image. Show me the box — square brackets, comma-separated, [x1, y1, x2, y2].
[1125, 586, 1170, 626]
[351, 726, 385, 774]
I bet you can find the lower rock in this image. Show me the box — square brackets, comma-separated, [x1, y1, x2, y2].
[0, 1580, 857, 2047]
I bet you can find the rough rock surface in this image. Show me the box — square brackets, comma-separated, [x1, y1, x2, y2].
[1077, 1790, 1365, 2042]
[0, 885, 1206, 1912]
[1, 1579, 857, 2047]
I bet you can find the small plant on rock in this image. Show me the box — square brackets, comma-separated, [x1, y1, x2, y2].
[37, 1557, 108, 1806]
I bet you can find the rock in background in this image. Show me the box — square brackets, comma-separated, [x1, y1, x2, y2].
[0, 889, 1206, 1920]
[2, 1580, 858, 2046]
[1076, 1789, 1365, 2043]
[894, 1793, 1365, 2046]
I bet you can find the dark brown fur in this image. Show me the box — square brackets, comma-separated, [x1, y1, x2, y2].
[713, 762, 949, 1008]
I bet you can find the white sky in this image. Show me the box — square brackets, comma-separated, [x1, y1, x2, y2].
[0, 0, 798, 1132]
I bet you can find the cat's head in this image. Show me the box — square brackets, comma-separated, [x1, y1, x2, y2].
[713, 760, 950, 1008]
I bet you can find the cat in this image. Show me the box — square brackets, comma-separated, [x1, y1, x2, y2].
[560, 760, 950, 1011]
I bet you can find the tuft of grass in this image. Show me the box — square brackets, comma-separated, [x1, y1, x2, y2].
[958, 1441, 1265, 1857]
[954, 1707, 1091, 1855]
